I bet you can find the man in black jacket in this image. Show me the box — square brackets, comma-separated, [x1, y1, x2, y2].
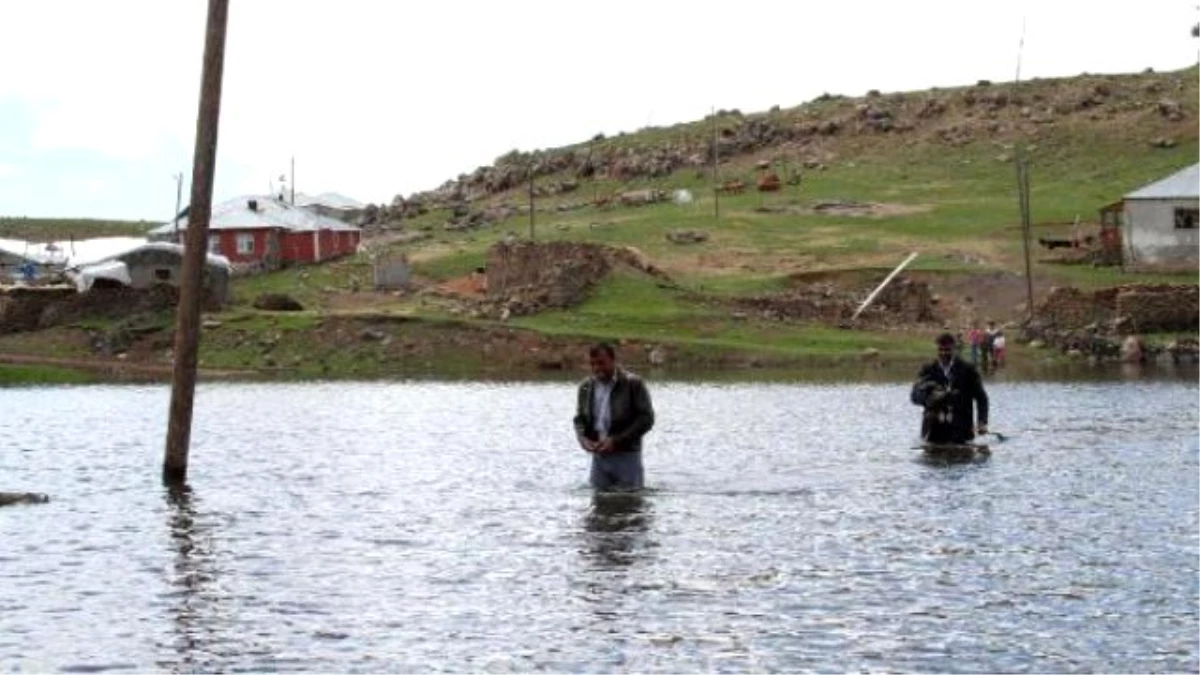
[910, 332, 989, 444]
[573, 343, 655, 491]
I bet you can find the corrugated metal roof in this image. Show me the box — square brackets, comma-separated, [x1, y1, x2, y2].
[294, 191, 365, 210]
[1124, 163, 1200, 200]
[148, 194, 361, 236]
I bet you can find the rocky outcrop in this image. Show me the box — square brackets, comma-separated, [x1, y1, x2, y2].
[371, 69, 1195, 214]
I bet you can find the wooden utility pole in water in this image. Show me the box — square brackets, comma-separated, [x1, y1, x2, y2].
[164, 0, 230, 485]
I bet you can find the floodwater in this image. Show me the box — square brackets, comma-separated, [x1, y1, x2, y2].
[1, 373, 1196, 673]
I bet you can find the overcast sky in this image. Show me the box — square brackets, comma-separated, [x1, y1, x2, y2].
[0, 0, 1196, 221]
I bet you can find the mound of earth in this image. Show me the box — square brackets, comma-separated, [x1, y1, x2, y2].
[433, 241, 671, 318]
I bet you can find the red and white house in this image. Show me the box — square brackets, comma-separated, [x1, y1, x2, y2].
[149, 195, 361, 267]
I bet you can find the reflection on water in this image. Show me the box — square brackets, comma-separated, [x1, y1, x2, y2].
[0, 379, 1195, 672]
[581, 492, 653, 569]
[161, 486, 226, 674]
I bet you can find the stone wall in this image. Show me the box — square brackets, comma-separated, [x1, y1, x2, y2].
[1036, 286, 1119, 328]
[1034, 284, 1197, 333]
[0, 285, 191, 334]
[1115, 285, 1199, 332]
[485, 242, 613, 313]
[873, 277, 937, 323]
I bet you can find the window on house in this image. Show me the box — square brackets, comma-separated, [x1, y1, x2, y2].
[154, 269, 171, 281]
[236, 233, 255, 254]
[1174, 208, 1198, 230]
[208, 235, 221, 253]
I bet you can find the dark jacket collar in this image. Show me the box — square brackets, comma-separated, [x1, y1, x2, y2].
[591, 367, 628, 387]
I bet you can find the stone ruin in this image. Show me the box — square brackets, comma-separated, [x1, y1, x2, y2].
[1033, 284, 1198, 334]
[1024, 284, 1199, 361]
[480, 241, 668, 317]
[730, 275, 938, 326]
[0, 284, 194, 335]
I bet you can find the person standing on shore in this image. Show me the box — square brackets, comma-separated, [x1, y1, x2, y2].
[573, 343, 655, 491]
[967, 324, 982, 365]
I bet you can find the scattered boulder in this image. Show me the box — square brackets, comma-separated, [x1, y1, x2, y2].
[253, 293, 304, 312]
[666, 229, 709, 245]
[648, 346, 667, 366]
[1156, 99, 1185, 121]
[1120, 335, 1144, 363]
[359, 328, 387, 342]
[618, 189, 667, 207]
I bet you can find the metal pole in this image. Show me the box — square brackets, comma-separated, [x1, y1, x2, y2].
[1018, 158, 1035, 320]
[173, 173, 183, 240]
[164, 0, 230, 485]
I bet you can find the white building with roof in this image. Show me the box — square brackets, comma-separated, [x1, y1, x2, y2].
[1122, 163, 1199, 268]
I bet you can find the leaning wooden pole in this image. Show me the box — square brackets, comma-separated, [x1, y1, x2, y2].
[851, 251, 919, 321]
[164, 0, 230, 485]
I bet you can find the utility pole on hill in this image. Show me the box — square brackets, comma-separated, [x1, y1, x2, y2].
[711, 106, 720, 221]
[528, 163, 535, 240]
[164, 0, 229, 485]
[1012, 18, 1035, 322]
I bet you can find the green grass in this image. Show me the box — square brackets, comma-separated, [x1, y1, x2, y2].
[511, 269, 930, 360]
[0, 364, 98, 385]
[0, 217, 154, 241]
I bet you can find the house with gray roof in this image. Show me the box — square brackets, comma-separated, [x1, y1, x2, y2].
[1121, 163, 1199, 268]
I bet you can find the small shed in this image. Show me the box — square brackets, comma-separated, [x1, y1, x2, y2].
[1122, 163, 1199, 268]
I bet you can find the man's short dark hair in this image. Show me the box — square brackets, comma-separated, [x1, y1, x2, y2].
[588, 342, 616, 359]
[935, 332, 956, 347]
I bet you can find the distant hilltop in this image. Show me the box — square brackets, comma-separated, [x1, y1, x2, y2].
[374, 65, 1198, 217]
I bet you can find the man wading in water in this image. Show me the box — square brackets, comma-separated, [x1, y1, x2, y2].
[910, 332, 989, 444]
[573, 343, 655, 491]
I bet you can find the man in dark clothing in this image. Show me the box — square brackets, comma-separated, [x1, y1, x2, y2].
[910, 333, 989, 444]
[573, 343, 655, 491]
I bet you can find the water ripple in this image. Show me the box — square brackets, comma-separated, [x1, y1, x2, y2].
[0, 378, 1195, 672]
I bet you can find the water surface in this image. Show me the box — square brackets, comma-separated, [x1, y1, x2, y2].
[1, 376, 1196, 672]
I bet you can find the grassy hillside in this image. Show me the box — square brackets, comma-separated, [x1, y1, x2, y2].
[0, 217, 154, 241]
[2, 66, 1197, 380]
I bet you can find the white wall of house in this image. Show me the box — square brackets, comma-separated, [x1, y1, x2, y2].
[1123, 198, 1200, 267]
